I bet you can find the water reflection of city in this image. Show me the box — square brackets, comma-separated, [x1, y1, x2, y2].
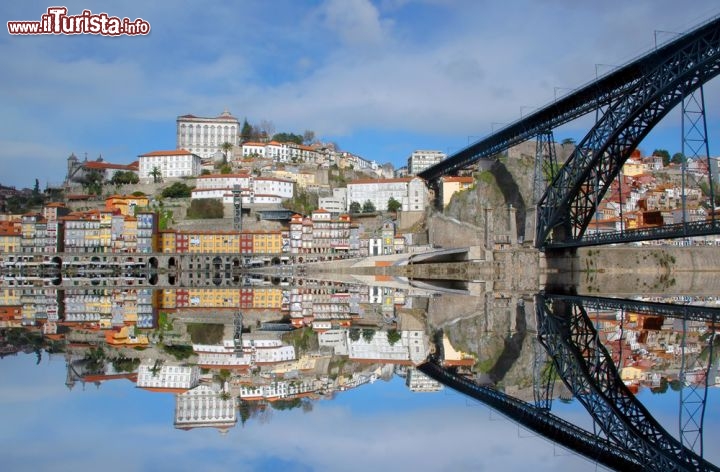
[1, 275, 720, 470]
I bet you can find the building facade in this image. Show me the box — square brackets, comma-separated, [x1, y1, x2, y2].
[346, 177, 428, 213]
[138, 150, 202, 182]
[176, 110, 240, 160]
[407, 150, 446, 175]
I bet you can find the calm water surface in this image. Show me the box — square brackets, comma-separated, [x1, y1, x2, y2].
[1, 278, 719, 472]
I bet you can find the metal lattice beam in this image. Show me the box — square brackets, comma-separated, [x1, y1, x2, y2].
[679, 317, 716, 458]
[533, 130, 558, 205]
[418, 360, 642, 470]
[536, 295, 719, 472]
[418, 17, 720, 184]
[537, 21, 720, 246]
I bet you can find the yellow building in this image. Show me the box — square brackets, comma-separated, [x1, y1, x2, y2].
[160, 289, 177, 309]
[0, 221, 21, 253]
[105, 194, 150, 216]
[440, 176, 474, 207]
[622, 158, 646, 177]
[186, 288, 240, 307]
[252, 287, 283, 309]
[251, 231, 282, 254]
[159, 230, 177, 253]
[123, 216, 138, 251]
[186, 231, 240, 253]
[620, 366, 646, 381]
[270, 170, 316, 189]
[0, 288, 21, 306]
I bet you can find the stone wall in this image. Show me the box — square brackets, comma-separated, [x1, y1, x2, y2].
[427, 213, 484, 248]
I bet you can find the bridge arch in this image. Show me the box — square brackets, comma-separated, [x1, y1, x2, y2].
[537, 19, 720, 246]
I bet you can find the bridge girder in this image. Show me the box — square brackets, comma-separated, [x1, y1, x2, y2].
[536, 295, 719, 472]
[536, 22, 720, 246]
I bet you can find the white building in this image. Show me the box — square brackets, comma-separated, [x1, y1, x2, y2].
[318, 329, 349, 355]
[406, 368, 443, 392]
[176, 110, 240, 160]
[191, 174, 294, 205]
[347, 329, 428, 365]
[193, 341, 253, 368]
[239, 380, 317, 401]
[241, 142, 267, 158]
[138, 150, 202, 182]
[254, 345, 296, 364]
[136, 361, 200, 390]
[407, 150, 446, 175]
[174, 385, 237, 431]
[195, 173, 252, 190]
[319, 188, 347, 215]
[346, 177, 428, 212]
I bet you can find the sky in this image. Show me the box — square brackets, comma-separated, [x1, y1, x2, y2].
[2, 0, 720, 189]
[7, 351, 714, 472]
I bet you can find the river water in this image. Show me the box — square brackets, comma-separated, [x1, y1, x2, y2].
[1, 274, 719, 472]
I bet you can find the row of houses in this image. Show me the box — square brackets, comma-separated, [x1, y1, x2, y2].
[0, 202, 156, 254]
[1, 199, 407, 258]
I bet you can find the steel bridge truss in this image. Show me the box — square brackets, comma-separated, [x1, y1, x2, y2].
[418, 359, 642, 471]
[544, 219, 720, 249]
[536, 20, 720, 247]
[536, 294, 719, 471]
[533, 130, 559, 205]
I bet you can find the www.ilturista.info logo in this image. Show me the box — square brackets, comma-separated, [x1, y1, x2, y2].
[7, 7, 150, 36]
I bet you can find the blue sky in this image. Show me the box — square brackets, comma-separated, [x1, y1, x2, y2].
[0, 353, 638, 471]
[3, 352, 720, 471]
[2, 0, 720, 189]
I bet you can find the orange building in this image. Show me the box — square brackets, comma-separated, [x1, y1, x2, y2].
[105, 194, 150, 216]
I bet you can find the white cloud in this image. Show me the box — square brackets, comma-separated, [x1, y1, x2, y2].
[1, 0, 720, 186]
[320, 0, 389, 47]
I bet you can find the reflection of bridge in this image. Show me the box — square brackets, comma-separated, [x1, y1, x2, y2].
[419, 16, 720, 250]
[421, 295, 720, 471]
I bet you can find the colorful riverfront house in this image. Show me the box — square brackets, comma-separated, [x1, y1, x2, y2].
[0, 220, 22, 253]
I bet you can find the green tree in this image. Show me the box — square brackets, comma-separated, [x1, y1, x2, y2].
[271, 132, 303, 144]
[651, 377, 669, 394]
[561, 137, 576, 146]
[349, 201, 361, 214]
[220, 141, 233, 162]
[30, 179, 44, 206]
[83, 346, 106, 374]
[653, 149, 671, 167]
[387, 197, 401, 213]
[671, 152, 687, 165]
[150, 166, 163, 183]
[111, 171, 139, 186]
[362, 200, 376, 213]
[349, 328, 361, 342]
[361, 328, 375, 343]
[241, 119, 253, 142]
[161, 182, 193, 198]
[81, 170, 104, 196]
[220, 164, 232, 174]
[386, 329, 401, 346]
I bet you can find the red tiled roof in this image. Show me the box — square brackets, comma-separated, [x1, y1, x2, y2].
[84, 161, 136, 170]
[442, 176, 474, 183]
